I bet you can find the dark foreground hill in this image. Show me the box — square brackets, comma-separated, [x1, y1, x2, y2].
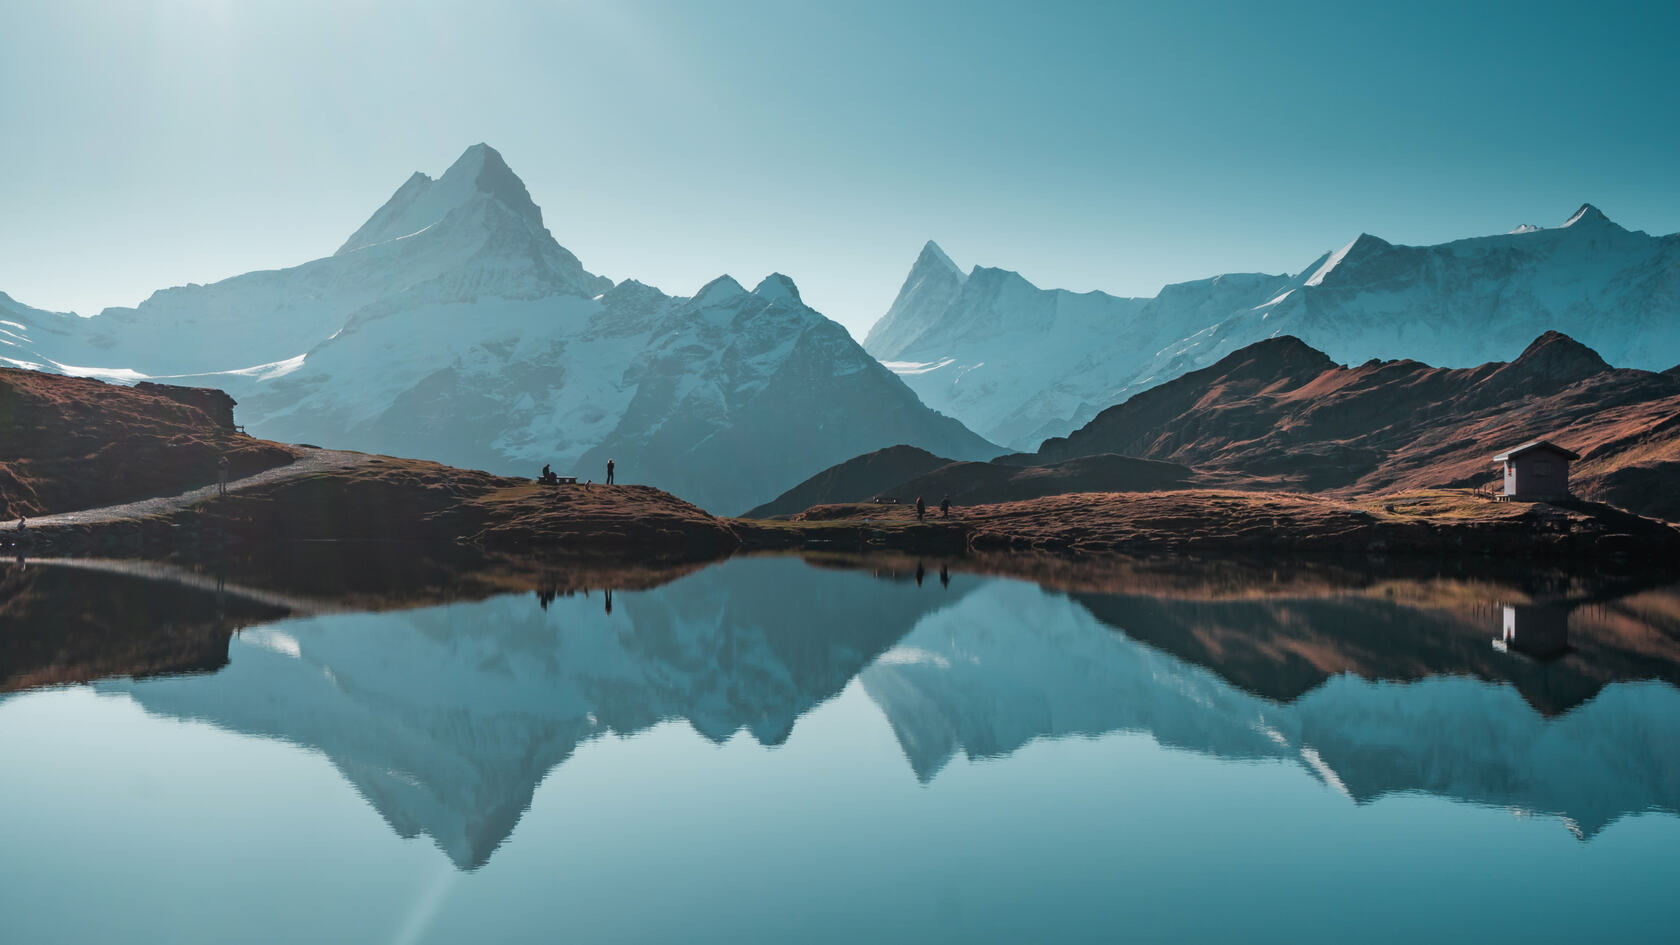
[746, 445, 959, 517]
[747, 446, 1194, 518]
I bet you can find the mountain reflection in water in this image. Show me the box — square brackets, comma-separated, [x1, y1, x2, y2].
[4, 549, 1679, 869]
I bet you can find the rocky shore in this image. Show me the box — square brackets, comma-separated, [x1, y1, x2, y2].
[737, 489, 1680, 561]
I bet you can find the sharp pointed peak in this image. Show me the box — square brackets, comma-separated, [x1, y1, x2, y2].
[752, 273, 801, 304]
[457, 141, 502, 160]
[336, 143, 540, 256]
[1302, 233, 1388, 287]
[1562, 203, 1617, 229]
[912, 240, 963, 279]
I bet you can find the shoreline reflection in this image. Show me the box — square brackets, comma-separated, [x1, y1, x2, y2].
[4, 550, 1678, 868]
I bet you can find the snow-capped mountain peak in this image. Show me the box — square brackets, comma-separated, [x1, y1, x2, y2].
[2, 144, 997, 513]
[866, 203, 1679, 450]
[1304, 233, 1391, 287]
[335, 143, 544, 255]
[753, 273, 801, 305]
[862, 240, 973, 358]
[692, 274, 748, 307]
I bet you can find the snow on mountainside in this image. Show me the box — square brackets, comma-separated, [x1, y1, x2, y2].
[2, 145, 994, 513]
[869, 206, 1680, 450]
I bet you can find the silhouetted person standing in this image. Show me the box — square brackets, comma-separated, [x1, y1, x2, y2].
[606, 458, 615, 485]
[940, 495, 951, 518]
[217, 455, 229, 496]
[915, 562, 925, 586]
[939, 564, 950, 588]
[915, 496, 926, 521]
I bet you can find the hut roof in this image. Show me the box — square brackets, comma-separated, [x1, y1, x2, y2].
[1492, 439, 1581, 463]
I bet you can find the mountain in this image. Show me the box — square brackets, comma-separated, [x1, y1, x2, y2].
[771, 329, 1680, 522]
[744, 444, 954, 517]
[3, 145, 994, 513]
[746, 448, 1194, 517]
[868, 207, 1680, 449]
[1034, 331, 1680, 519]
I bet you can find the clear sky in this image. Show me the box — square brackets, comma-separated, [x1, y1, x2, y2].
[3, 0, 1678, 339]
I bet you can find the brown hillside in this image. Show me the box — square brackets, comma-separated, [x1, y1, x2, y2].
[1034, 332, 1680, 519]
[0, 367, 297, 517]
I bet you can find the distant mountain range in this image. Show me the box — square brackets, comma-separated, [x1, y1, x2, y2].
[751, 331, 1680, 522]
[867, 206, 1680, 449]
[0, 145, 993, 513]
[6, 147, 1679, 513]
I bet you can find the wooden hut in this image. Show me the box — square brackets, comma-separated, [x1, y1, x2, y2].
[1492, 439, 1579, 500]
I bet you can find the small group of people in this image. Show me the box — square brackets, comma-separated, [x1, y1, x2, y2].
[539, 459, 616, 486]
[913, 495, 953, 522]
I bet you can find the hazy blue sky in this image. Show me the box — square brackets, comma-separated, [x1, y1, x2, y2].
[3, 0, 1677, 338]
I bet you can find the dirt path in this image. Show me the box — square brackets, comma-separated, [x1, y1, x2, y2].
[11, 449, 370, 530]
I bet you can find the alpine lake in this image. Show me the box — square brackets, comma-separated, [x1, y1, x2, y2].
[2, 544, 1677, 944]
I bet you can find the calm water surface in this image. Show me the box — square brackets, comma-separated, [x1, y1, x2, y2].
[2, 552, 1678, 943]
